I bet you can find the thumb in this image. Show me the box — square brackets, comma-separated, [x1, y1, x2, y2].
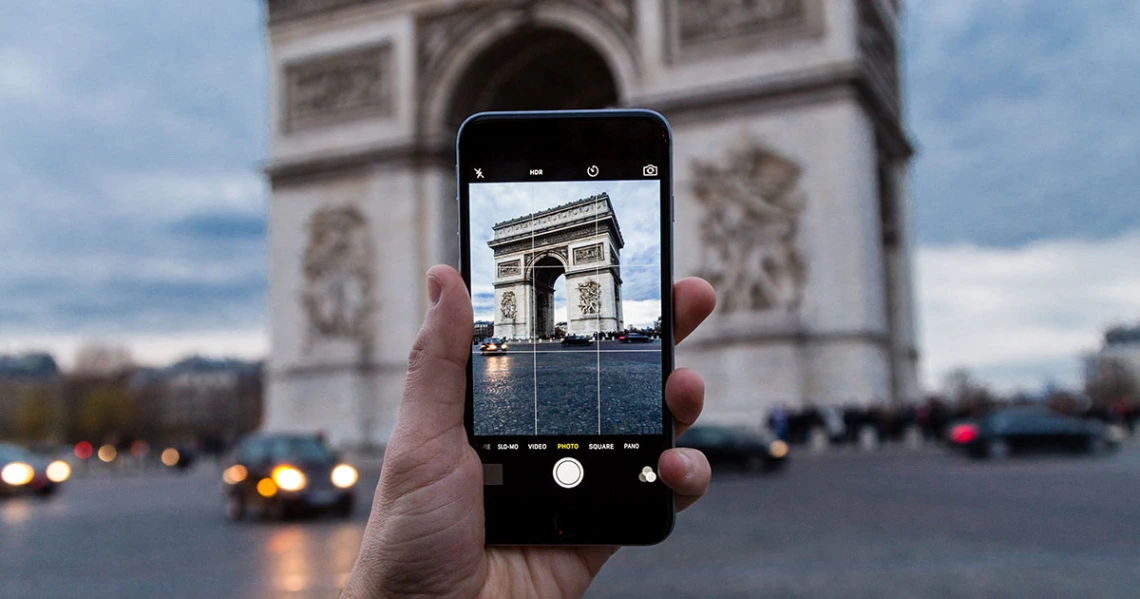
[396, 265, 473, 440]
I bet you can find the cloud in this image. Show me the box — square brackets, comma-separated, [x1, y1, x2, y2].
[916, 230, 1140, 391]
[0, 1, 268, 363]
[168, 212, 265, 241]
[904, 0, 1140, 246]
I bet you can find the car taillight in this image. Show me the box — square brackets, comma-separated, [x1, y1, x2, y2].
[949, 424, 978, 444]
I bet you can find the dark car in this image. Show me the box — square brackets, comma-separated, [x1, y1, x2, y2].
[561, 334, 593, 346]
[221, 434, 358, 521]
[0, 443, 71, 498]
[948, 407, 1120, 459]
[676, 425, 788, 472]
[620, 332, 652, 343]
[479, 337, 509, 354]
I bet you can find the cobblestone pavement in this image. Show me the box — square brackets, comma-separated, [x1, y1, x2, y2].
[473, 340, 662, 435]
[3, 445, 1139, 598]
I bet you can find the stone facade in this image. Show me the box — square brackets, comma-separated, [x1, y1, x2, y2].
[263, 0, 919, 447]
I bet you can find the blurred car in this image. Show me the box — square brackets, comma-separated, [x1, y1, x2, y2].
[479, 337, 509, 354]
[676, 425, 788, 472]
[561, 334, 593, 346]
[0, 443, 71, 498]
[620, 332, 652, 343]
[948, 407, 1120, 459]
[221, 434, 358, 521]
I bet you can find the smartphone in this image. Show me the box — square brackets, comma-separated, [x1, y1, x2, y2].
[457, 110, 675, 545]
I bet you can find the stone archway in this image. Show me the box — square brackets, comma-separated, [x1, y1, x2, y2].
[444, 27, 619, 132]
[417, 4, 639, 142]
[265, 0, 919, 447]
[489, 194, 624, 340]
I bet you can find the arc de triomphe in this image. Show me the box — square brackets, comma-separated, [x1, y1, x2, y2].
[490, 193, 624, 340]
[262, 0, 920, 448]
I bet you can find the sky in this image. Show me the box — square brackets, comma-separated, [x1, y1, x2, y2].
[469, 180, 662, 328]
[1, 1, 1138, 391]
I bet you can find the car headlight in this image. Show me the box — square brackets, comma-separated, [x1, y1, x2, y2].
[500, 344, 508, 349]
[223, 464, 248, 485]
[768, 440, 789, 459]
[331, 464, 358, 489]
[487, 344, 497, 350]
[271, 465, 306, 492]
[46, 460, 71, 483]
[2, 462, 35, 486]
[257, 478, 277, 498]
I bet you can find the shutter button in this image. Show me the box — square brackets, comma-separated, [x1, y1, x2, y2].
[553, 457, 583, 488]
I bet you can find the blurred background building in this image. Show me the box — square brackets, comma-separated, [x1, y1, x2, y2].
[0, 351, 261, 451]
[262, 0, 920, 447]
[130, 357, 264, 447]
[1084, 324, 1140, 406]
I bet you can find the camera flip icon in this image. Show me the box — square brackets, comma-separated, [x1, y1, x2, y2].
[642, 164, 658, 177]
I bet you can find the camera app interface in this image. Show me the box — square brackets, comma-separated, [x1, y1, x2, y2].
[469, 180, 663, 437]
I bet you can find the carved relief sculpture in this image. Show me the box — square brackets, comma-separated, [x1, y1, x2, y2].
[501, 291, 517, 320]
[679, 0, 804, 43]
[668, 0, 820, 60]
[574, 243, 604, 265]
[284, 43, 394, 132]
[498, 260, 522, 278]
[578, 280, 602, 315]
[301, 204, 376, 349]
[693, 140, 807, 314]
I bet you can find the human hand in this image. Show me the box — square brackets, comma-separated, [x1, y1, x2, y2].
[342, 265, 717, 599]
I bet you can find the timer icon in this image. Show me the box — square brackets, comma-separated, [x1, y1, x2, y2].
[586, 165, 599, 178]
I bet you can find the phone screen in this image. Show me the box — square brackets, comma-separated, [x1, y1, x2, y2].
[458, 111, 674, 545]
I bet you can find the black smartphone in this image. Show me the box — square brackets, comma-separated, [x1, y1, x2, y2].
[457, 110, 675, 545]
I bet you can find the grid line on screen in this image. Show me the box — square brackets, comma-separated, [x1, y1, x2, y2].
[530, 193, 538, 436]
[595, 207, 602, 435]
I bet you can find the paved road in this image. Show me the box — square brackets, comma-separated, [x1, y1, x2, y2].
[4, 446, 1140, 598]
[473, 340, 663, 435]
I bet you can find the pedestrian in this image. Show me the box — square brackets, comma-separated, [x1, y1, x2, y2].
[768, 403, 789, 441]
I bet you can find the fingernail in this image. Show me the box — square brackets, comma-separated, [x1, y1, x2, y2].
[678, 450, 694, 476]
[427, 274, 442, 306]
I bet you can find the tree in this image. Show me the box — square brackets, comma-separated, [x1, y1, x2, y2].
[77, 385, 136, 441]
[15, 387, 57, 442]
[942, 367, 992, 413]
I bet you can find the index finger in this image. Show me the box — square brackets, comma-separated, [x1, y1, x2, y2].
[673, 277, 716, 345]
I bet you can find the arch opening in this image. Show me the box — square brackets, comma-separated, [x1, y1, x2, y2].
[447, 27, 619, 131]
[531, 255, 567, 340]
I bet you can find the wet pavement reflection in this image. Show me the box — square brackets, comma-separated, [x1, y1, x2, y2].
[6, 446, 1140, 597]
[0, 467, 371, 599]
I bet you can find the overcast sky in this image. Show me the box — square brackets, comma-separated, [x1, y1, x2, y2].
[469, 180, 661, 328]
[1, 1, 1137, 391]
